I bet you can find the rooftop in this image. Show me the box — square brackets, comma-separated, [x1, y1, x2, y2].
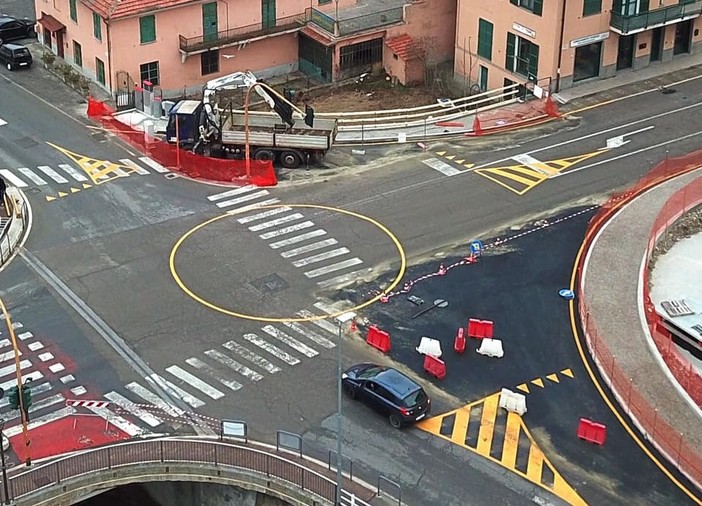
[81, 0, 196, 19]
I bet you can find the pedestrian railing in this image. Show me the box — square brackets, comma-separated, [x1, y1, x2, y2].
[0, 188, 28, 266]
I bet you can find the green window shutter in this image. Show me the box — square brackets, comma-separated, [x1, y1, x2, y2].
[528, 42, 539, 80]
[509, 0, 518, 5]
[583, 0, 602, 16]
[506, 32, 515, 72]
[69, 0, 77, 22]
[640, 0, 650, 12]
[533, 0, 543, 15]
[93, 12, 102, 41]
[140, 15, 156, 44]
[478, 19, 493, 61]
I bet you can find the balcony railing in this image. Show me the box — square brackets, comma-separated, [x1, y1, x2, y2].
[305, 6, 404, 37]
[610, 1, 702, 34]
[179, 14, 305, 53]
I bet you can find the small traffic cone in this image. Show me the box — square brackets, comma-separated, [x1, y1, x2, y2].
[472, 115, 483, 136]
[545, 95, 560, 118]
[350, 319, 357, 332]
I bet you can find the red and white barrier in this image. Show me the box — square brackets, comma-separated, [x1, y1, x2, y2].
[66, 399, 111, 409]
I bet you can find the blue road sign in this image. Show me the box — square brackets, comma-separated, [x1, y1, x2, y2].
[470, 240, 484, 255]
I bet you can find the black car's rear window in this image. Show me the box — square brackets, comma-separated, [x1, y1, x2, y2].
[13, 49, 30, 56]
[401, 388, 427, 408]
[357, 365, 383, 379]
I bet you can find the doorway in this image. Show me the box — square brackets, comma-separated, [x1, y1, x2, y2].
[56, 31, 64, 58]
[202, 3, 218, 43]
[262, 0, 277, 30]
[674, 20, 692, 55]
[650, 27, 663, 62]
[573, 42, 602, 81]
[616, 34, 634, 70]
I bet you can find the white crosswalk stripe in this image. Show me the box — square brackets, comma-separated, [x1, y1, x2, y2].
[0, 371, 42, 392]
[0, 359, 31, 378]
[139, 157, 169, 173]
[58, 164, 89, 181]
[282, 321, 335, 349]
[248, 213, 304, 232]
[259, 221, 315, 240]
[4, 407, 75, 437]
[226, 198, 281, 215]
[148, 374, 205, 408]
[186, 357, 243, 392]
[17, 168, 47, 185]
[280, 238, 339, 258]
[125, 382, 182, 417]
[296, 310, 339, 335]
[261, 325, 318, 358]
[0, 169, 27, 187]
[86, 405, 146, 436]
[304, 258, 364, 278]
[205, 348, 266, 380]
[120, 158, 150, 175]
[243, 333, 300, 365]
[292, 247, 350, 268]
[165, 365, 225, 400]
[37, 166, 69, 183]
[269, 229, 327, 249]
[316, 269, 369, 289]
[207, 185, 256, 201]
[219, 342, 280, 375]
[237, 207, 292, 223]
[0, 349, 21, 362]
[216, 190, 270, 208]
[104, 391, 163, 427]
[0, 381, 50, 408]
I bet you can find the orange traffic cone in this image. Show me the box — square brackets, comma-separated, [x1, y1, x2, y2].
[472, 115, 483, 136]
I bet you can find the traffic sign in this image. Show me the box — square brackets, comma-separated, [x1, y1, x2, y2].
[470, 240, 484, 255]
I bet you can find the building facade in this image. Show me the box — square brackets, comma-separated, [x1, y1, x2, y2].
[454, 0, 702, 93]
[33, 0, 455, 98]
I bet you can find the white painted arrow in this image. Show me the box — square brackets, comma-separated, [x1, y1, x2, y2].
[0, 118, 7, 127]
[604, 125, 654, 149]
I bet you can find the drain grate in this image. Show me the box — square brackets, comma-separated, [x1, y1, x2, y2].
[250, 273, 289, 293]
[661, 300, 694, 318]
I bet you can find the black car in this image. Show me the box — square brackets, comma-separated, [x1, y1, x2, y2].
[0, 16, 35, 44]
[0, 43, 32, 71]
[342, 363, 430, 428]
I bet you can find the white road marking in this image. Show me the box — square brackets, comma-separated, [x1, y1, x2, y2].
[316, 269, 369, 289]
[282, 321, 335, 349]
[281, 239, 339, 258]
[259, 221, 315, 239]
[225, 198, 281, 215]
[422, 157, 461, 176]
[218, 343, 279, 375]
[104, 391, 163, 427]
[165, 365, 225, 400]
[125, 382, 182, 417]
[0, 169, 28, 187]
[0, 118, 6, 126]
[296, 310, 339, 335]
[13, 323, 24, 330]
[70, 385, 86, 396]
[237, 207, 292, 223]
[148, 374, 205, 408]
[111, 167, 130, 177]
[37, 352, 54, 362]
[216, 190, 270, 208]
[4, 406, 75, 437]
[85, 405, 146, 436]
[248, 213, 304, 231]
[17, 168, 47, 185]
[292, 247, 350, 267]
[205, 348, 267, 380]
[49, 363, 65, 373]
[27, 342, 44, 351]
[304, 258, 363, 278]
[511, 153, 559, 176]
[138, 157, 169, 173]
[60, 374, 74, 384]
[269, 229, 327, 249]
[0, 382, 52, 408]
[37, 165, 69, 183]
[0, 340, 8, 348]
[207, 185, 256, 201]
[243, 333, 300, 365]
[186, 357, 243, 392]
[120, 158, 150, 175]
[313, 301, 338, 314]
[0, 359, 31, 378]
[0, 349, 20, 362]
[58, 164, 89, 181]
[261, 325, 318, 358]
[29, 393, 65, 412]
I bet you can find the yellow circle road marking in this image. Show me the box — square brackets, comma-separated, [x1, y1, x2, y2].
[170, 204, 406, 323]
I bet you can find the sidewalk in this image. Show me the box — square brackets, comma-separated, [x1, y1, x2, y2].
[581, 168, 702, 490]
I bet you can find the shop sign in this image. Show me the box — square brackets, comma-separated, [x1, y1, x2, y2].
[513, 22, 536, 39]
[570, 32, 609, 48]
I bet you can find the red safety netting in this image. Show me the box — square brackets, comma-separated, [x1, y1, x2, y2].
[576, 149, 702, 489]
[87, 98, 277, 187]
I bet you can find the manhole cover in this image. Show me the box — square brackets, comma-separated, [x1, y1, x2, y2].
[250, 273, 289, 293]
[14, 137, 38, 149]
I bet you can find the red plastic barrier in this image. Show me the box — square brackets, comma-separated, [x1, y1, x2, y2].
[577, 418, 607, 445]
[454, 327, 466, 354]
[366, 325, 390, 353]
[86, 98, 277, 187]
[467, 319, 494, 339]
[423, 354, 446, 380]
[471, 115, 483, 136]
[435, 121, 465, 128]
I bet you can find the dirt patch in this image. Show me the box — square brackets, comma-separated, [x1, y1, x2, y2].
[649, 205, 702, 278]
[305, 83, 447, 113]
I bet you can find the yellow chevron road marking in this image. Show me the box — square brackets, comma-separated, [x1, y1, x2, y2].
[47, 142, 134, 185]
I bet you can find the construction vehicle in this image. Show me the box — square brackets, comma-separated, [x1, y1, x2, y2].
[166, 71, 337, 169]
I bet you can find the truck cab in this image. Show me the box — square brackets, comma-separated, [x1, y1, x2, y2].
[166, 100, 204, 148]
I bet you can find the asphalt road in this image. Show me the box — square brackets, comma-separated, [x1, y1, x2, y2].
[0, 47, 700, 505]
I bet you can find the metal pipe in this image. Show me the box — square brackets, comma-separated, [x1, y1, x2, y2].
[336, 320, 343, 506]
[556, 0, 568, 93]
[0, 423, 8, 505]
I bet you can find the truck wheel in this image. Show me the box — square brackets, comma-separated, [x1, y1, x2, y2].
[280, 151, 301, 169]
[253, 149, 275, 163]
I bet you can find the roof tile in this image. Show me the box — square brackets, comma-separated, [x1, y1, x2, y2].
[81, 0, 197, 19]
[385, 34, 424, 61]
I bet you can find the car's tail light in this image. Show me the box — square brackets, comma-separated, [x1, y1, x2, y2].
[399, 407, 410, 416]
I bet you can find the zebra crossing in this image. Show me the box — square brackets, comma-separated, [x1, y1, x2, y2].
[1, 304, 350, 441]
[207, 186, 369, 289]
[0, 156, 169, 190]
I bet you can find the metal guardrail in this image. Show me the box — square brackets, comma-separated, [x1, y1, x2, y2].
[610, 1, 702, 34]
[305, 6, 405, 37]
[3, 437, 363, 505]
[0, 191, 27, 266]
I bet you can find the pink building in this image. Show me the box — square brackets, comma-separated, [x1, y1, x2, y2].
[33, 0, 455, 99]
[454, 0, 702, 93]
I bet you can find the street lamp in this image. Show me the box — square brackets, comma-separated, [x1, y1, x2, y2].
[334, 311, 356, 506]
[0, 422, 9, 504]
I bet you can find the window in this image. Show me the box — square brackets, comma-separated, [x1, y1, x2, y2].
[95, 57, 105, 84]
[509, 0, 543, 15]
[506, 32, 539, 80]
[615, 0, 648, 15]
[73, 41, 82, 67]
[69, 0, 77, 22]
[140, 15, 156, 44]
[318, 0, 332, 4]
[201, 50, 219, 75]
[339, 38, 383, 70]
[478, 65, 488, 91]
[140, 61, 160, 86]
[477, 19, 493, 61]
[583, 0, 602, 15]
[93, 12, 102, 41]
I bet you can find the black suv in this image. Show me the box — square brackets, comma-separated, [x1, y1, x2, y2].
[342, 363, 431, 428]
[0, 43, 32, 71]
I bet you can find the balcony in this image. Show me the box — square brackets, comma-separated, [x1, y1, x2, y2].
[610, 1, 702, 35]
[179, 14, 305, 55]
[305, 2, 405, 38]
